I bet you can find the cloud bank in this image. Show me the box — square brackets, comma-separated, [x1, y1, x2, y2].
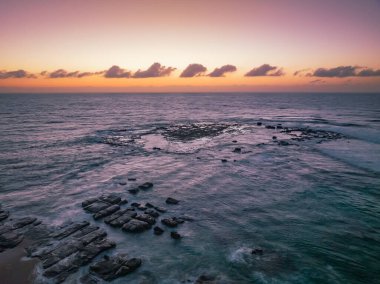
[0, 69, 36, 79]
[47, 69, 101, 78]
[104, 65, 131, 78]
[133, 63, 176, 78]
[208, 65, 237, 77]
[180, 64, 207, 77]
[309, 66, 380, 77]
[245, 64, 284, 77]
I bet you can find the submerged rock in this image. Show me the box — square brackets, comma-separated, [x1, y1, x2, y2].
[233, 147, 242, 153]
[138, 182, 154, 190]
[0, 210, 9, 222]
[134, 214, 156, 225]
[89, 254, 141, 281]
[128, 188, 139, 194]
[166, 197, 179, 205]
[196, 274, 217, 283]
[153, 226, 164, 235]
[170, 231, 181, 240]
[93, 205, 120, 220]
[252, 248, 264, 255]
[0, 231, 23, 248]
[122, 219, 151, 233]
[161, 217, 184, 228]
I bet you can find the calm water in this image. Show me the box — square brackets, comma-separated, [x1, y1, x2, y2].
[0, 93, 380, 283]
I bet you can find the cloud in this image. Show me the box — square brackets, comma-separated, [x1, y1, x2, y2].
[104, 65, 132, 78]
[180, 64, 207, 77]
[245, 64, 284, 77]
[357, 68, 380, 77]
[293, 69, 310, 76]
[133, 63, 176, 78]
[208, 65, 237, 77]
[47, 69, 101, 78]
[0, 69, 36, 79]
[309, 79, 326, 84]
[309, 66, 380, 78]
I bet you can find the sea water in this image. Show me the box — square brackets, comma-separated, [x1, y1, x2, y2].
[0, 93, 379, 283]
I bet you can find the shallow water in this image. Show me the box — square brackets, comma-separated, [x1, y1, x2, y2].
[0, 93, 379, 283]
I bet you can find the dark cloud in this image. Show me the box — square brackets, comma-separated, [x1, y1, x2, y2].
[245, 64, 284, 77]
[309, 66, 380, 78]
[311, 66, 357, 78]
[104, 65, 132, 78]
[309, 79, 326, 84]
[47, 69, 100, 78]
[357, 68, 380, 77]
[0, 69, 36, 79]
[208, 65, 237, 77]
[133, 63, 176, 78]
[180, 64, 207, 78]
[293, 69, 310, 76]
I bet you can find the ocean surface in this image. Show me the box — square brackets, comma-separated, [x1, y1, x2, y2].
[0, 92, 379, 284]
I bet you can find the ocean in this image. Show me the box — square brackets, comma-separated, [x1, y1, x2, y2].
[0, 92, 379, 283]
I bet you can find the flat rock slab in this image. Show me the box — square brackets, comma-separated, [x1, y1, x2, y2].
[88, 254, 142, 281]
[122, 219, 151, 233]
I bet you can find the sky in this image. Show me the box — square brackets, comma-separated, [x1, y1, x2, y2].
[1, 0, 380, 92]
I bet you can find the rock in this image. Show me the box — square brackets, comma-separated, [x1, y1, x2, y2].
[161, 217, 184, 228]
[0, 231, 23, 248]
[80, 274, 100, 284]
[138, 182, 154, 190]
[137, 205, 147, 211]
[51, 221, 90, 240]
[278, 140, 290, 146]
[127, 178, 137, 181]
[265, 125, 275, 129]
[128, 188, 139, 194]
[89, 254, 141, 281]
[145, 208, 159, 218]
[272, 136, 277, 140]
[93, 205, 120, 220]
[170, 231, 181, 239]
[233, 147, 241, 153]
[145, 202, 154, 208]
[119, 181, 127, 186]
[109, 211, 137, 227]
[83, 201, 110, 213]
[104, 209, 130, 224]
[82, 198, 98, 208]
[131, 202, 140, 207]
[12, 217, 37, 229]
[166, 197, 179, 205]
[119, 199, 128, 205]
[155, 206, 167, 213]
[99, 194, 122, 205]
[252, 248, 264, 255]
[122, 219, 151, 233]
[153, 147, 161, 150]
[134, 214, 156, 225]
[221, 159, 228, 163]
[0, 210, 9, 222]
[232, 140, 237, 143]
[153, 226, 164, 235]
[196, 274, 217, 283]
[257, 122, 262, 126]
[276, 125, 283, 129]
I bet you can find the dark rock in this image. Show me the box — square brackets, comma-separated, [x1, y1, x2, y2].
[82, 198, 98, 208]
[154, 206, 167, 213]
[89, 254, 141, 281]
[12, 217, 37, 229]
[128, 188, 139, 194]
[232, 140, 237, 143]
[93, 205, 120, 220]
[166, 197, 179, 205]
[257, 122, 263, 126]
[109, 211, 137, 227]
[145, 202, 154, 208]
[145, 208, 159, 218]
[138, 182, 154, 190]
[80, 274, 100, 284]
[104, 209, 129, 224]
[265, 125, 275, 129]
[278, 140, 290, 146]
[221, 159, 228, 163]
[0, 231, 23, 248]
[272, 136, 277, 140]
[72, 225, 99, 239]
[99, 194, 122, 205]
[122, 219, 151, 233]
[170, 231, 181, 239]
[153, 226, 164, 235]
[196, 274, 217, 283]
[161, 217, 183, 228]
[0, 210, 9, 222]
[233, 147, 241, 153]
[276, 125, 283, 129]
[134, 214, 156, 225]
[137, 205, 147, 211]
[127, 178, 136, 181]
[119, 182, 127, 186]
[153, 147, 161, 150]
[51, 221, 90, 240]
[252, 248, 264, 255]
[131, 202, 140, 207]
[83, 201, 110, 213]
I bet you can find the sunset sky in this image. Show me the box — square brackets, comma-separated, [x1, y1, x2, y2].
[1, 0, 380, 92]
